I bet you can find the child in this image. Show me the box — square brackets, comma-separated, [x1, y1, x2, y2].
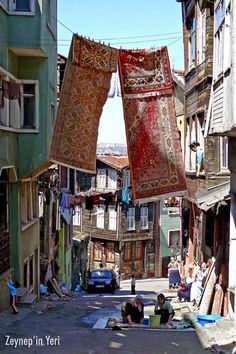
[6, 276, 19, 314]
[154, 293, 175, 324]
[131, 274, 136, 295]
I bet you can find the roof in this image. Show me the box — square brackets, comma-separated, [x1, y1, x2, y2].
[97, 154, 129, 171]
[172, 69, 185, 88]
[196, 182, 230, 211]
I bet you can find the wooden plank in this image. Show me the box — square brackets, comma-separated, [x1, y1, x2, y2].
[199, 247, 222, 314]
[211, 284, 224, 315]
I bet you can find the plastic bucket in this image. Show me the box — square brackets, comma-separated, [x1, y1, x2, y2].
[149, 315, 161, 327]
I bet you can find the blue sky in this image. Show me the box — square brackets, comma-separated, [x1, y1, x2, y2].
[57, 0, 184, 144]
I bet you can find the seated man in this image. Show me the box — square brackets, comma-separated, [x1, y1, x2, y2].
[121, 295, 144, 324]
[154, 293, 175, 324]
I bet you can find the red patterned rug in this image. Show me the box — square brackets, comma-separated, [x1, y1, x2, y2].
[119, 47, 187, 200]
[50, 34, 118, 173]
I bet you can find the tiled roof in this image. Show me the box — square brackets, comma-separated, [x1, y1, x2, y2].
[97, 154, 129, 170]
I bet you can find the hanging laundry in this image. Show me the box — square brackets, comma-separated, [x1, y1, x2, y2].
[60, 192, 70, 210]
[108, 72, 121, 98]
[121, 187, 129, 206]
[0, 80, 21, 109]
[85, 195, 94, 210]
[92, 194, 100, 205]
[119, 47, 187, 201]
[50, 34, 118, 173]
[101, 192, 113, 212]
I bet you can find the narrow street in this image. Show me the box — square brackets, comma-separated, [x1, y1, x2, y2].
[0, 278, 210, 354]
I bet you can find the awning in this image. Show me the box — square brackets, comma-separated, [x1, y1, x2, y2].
[196, 182, 230, 211]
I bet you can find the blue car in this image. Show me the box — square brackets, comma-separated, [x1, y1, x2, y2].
[86, 269, 119, 293]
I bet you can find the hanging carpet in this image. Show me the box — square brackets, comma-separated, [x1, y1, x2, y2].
[50, 34, 118, 173]
[119, 47, 187, 200]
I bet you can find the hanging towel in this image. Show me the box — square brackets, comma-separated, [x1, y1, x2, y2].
[122, 187, 129, 206]
[108, 72, 121, 98]
[1, 80, 21, 109]
[50, 34, 118, 173]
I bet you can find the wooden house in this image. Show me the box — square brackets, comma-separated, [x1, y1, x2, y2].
[206, 0, 236, 318]
[177, 0, 230, 276]
[73, 154, 158, 282]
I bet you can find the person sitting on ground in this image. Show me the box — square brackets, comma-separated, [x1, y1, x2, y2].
[121, 295, 144, 324]
[6, 276, 19, 315]
[177, 267, 195, 302]
[154, 293, 175, 324]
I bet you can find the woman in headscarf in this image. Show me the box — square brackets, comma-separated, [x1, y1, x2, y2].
[121, 295, 144, 324]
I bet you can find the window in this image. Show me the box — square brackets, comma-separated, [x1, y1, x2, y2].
[47, 0, 57, 37]
[168, 230, 180, 248]
[196, 6, 206, 65]
[108, 170, 117, 190]
[97, 169, 106, 189]
[127, 207, 135, 231]
[21, 83, 37, 129]
[196, 113, 205, 149]
[0, 79, 39, 130]
[73, 206, 81, 226]
[124, 242, 132, 261]
[215, 0, 225, 32]
[23, 255, 34, 289]
[135, 241, 143, 260]
[106, 242, 114, 262]
[220, 136, 228, 170]
[15, 0, 30, 11]
[108, 206, 117, 231]
[96, 206, 104, 229]
[122, 170, 130, 188]
[8, 0, 35, 13]
[187, 15, 196, 70]
[20, 181, 37, 227]
[51, 103, 55, 124]
[29, 256, 33, 286]
[140, 207, 148, 230]
[215, 25, 225, 76]
[93, 242, 102, 261]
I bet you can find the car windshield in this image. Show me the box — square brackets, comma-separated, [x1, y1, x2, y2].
[89, 270, 112, 279]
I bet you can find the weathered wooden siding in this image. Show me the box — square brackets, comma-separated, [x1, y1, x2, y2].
[212, 81, 224, 129]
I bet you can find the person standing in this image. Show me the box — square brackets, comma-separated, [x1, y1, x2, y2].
[131, 274, 136, 295]
[167, 256, 180, 289]
[6, 276, 19, 314]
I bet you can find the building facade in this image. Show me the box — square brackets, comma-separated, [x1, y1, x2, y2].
[176, 0, 231, 317]
[0, 0, 57, 309]
[207, 0, 236, 319]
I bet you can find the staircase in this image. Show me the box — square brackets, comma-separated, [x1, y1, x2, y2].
[16, 287, 37, 306]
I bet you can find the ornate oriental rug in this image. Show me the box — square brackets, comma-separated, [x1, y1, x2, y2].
[119, 47, 187, 200]
[50, 34, 118, 173]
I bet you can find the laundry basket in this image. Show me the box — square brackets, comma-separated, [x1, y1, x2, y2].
[149, 315, 161, 327]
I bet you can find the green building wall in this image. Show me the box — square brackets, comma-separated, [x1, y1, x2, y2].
[0, 1, 57, 307]
[160, 201, 181, 258]
[58, 224, 72, 289]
